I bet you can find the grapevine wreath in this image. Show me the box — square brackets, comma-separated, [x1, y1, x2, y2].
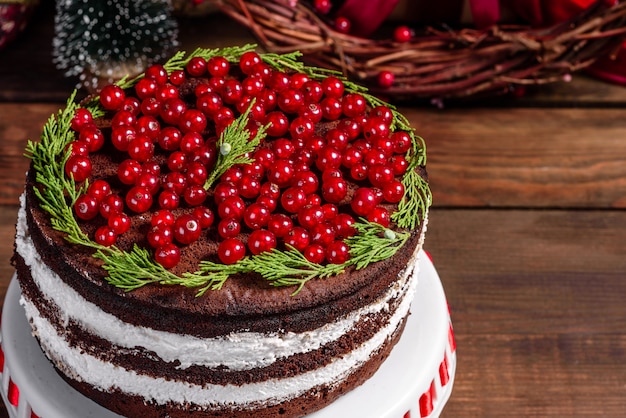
[201, 0, 626, 101]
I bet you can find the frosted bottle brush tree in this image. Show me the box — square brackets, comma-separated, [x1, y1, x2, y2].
[53, 0, 179, 90]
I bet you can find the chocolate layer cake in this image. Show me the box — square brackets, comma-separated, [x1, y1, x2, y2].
[13, 46, 431, 417]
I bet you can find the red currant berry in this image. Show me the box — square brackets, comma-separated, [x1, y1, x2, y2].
[321, 177, 347, 203]
[351, 187, 378, 216]
[297, 204, 324, 230]
[322, 203, 338, 220]
[154, 243, 181, 269]
[135, 78, 159, 100]
[392, 131, 412, 154]
[383, 180, 405, 203]
[87, 179, 111, 201]
[74, 194, 99, 220]
[334, 16, 351, 33]
[281, 186, 307, 213]
[99, 194, 124, 219]
[253, 148, 276, 169]
[108, 212, 131, 234]
[301, 80, 324, 103]
[169, 70, 186, 86]
[148, 224, 174, 248]
[326, 240, 350, 264]
[291, 170, 319, 196]
[368, 206, 391, 227]
[284, 227, 310, 252]
[321, 76, 344, 98]
[111, 110, 136, 129]
[180, 132, 204, 154]
[368, 164, 395, 188]
[196, 92, 223, 117]
[95, 226, 117, 247]
[248, 229, 277, 255]
[315, 146, 343, 171]
[167, 151, 188, 172]
[218, 217, 241, 239]
[334, 213, 356, 238]
[350, 162, 369, 181]
[267, 213, 293, 238]
[135, 116, 161, 141]
[186, 56, 207, 76]
[122, 96, 142, 115]
[183, 185, 207, 206]
[118, 159, 143, 185]
[65, 155, 92, 182]
[342, 93, 367, 118]
[267, 159, 295, 188]
[151, 209, 175, 227]
[160, 98, 187, 126]
[145, 64, 168, 85]
[214, 181, 239, 204]
[157, 127, 183, 152]
[244, 202, 270, 230]
[239, 175, 261, 199]
[156, 84, 179, 102]
[277, 89, 305, 114]
[320, 97, 343, 120]
[239, 51, 262, 75]
[111, 126, 136, 152]
[218, 196, 246, 220]
[265, 111, 290, 137]
[301, 244, 325, 266]
[256, 195, 278, 212]
[65, 141, 89, 158]
[310, 222, 336, 246]
[126, 186, 153, 213]
[128, 135, 155, 162]
[218, 238, 246, 264]
[174, 214, 202, 245]
[71, 108, 93, 132]
[207, 56, 230, 77]
[269, 71, 291, 92]
[193, 206, 215, 229]
[363, 117, 390, 141]
[100, 84, 125, 110]
[342, 146, 363, 168]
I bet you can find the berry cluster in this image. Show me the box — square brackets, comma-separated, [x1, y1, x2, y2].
[64, 51, 412, 270]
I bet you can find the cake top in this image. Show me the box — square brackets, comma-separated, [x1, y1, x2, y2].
[25, 45, 430, 297]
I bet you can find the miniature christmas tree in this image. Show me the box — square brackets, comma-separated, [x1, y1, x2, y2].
[53, 0, 179, 90]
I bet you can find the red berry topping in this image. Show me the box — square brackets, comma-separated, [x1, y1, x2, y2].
[108, 212, 131, 235]
[351, 187, 378, 217]
[218, 217, 241, 239]
[126, 186, 153, 213]
[218, 238, 246, 264]
[304, 244, 326, 264]
[393, 25, 413, 43]
[65, 155, 92, 182]
[74, 194, 99, 220]
[95, 226, 117, 247]
[326, 240, 350, 264]
[154, 243, 181, 269]
[334, 16, 351, 33]
[248, 229, 277, 255]
[99, 84, 125, 110]
[377, 71, 395, 88]
[174, 214, 202, 245]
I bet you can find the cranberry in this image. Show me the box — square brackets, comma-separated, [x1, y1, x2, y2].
[74, 194, 99, 220]
[126, 186, 153, 213]
[99, 84, 125, 110]
[174, 214, 202, 245]
[154, 243, 181, 269]
[218, 238, 246, 264]
[95, 226, 117, 247]
[326, 240, 350, 264]
[248, 229, 277, 255]
[218, 217, 241, 239]
[65, 155, 92, 182]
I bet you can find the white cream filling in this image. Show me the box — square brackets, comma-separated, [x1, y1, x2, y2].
[15, 192, 425, 405]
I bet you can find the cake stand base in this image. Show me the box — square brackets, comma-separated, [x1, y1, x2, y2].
[0, 250, 455, 418]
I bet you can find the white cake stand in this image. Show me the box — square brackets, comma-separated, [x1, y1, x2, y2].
[0, 250, 455, 418]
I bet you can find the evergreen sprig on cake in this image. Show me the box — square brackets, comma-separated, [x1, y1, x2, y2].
[26, 46, 430, 296]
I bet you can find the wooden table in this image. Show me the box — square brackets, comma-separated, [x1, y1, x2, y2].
[1, 4, 626, 417]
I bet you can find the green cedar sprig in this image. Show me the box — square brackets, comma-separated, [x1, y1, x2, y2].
[205, 100, 268, 188]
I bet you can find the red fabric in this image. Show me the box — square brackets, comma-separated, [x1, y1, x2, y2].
[335, 0, 400, 36]
[470, 0, 501, 28]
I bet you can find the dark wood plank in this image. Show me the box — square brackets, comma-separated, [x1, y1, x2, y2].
[410, 107, 626, 208]
[425, 209, 626, 417]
